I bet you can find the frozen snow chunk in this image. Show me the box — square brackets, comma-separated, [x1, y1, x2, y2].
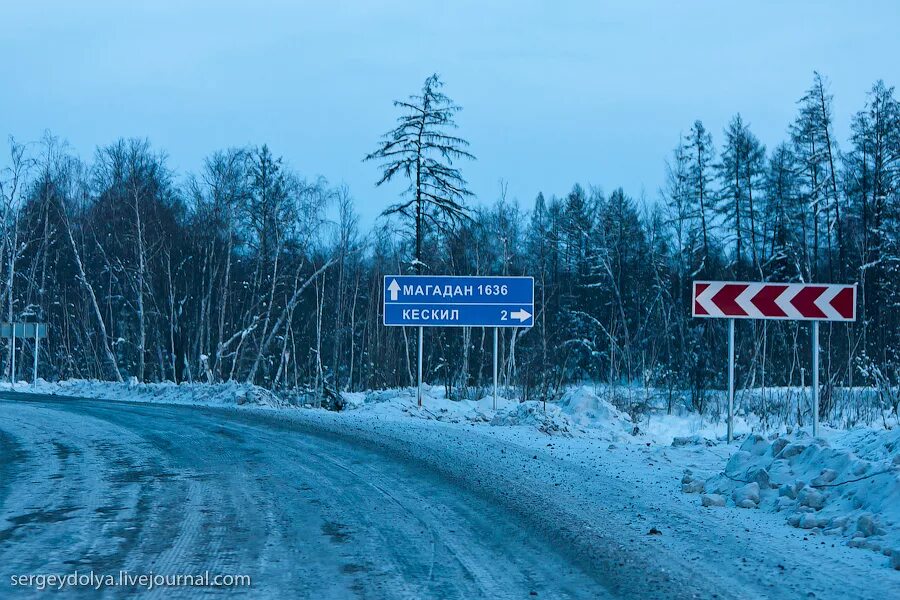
[778, 480, 805, 500]
[702, 474, 732, 496]
[778, 443, 807, 459]
[732, 482, 760, 508]
[771, 437, 790, 457]
[831, 516, 849, 530]
[775, 497, 795, 512]
[852, 461, 871, 476]
[745, 467, 770, 489]
[680, 470, 705, 493]
[891, 550, 900, 570]
[701, 494, 726, 507]
[798, 514, 831, 529]
[672, 435, 715, 447]
[725, 450, 753, 474]
[797, 488, 826, 510]
[682, 480, 705, 494]
[740, 434, 769, 456]
[856, 513, 883, 538]
[811, 469, 838, 487]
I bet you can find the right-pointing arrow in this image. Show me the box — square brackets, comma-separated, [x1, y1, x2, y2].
[511, 308, 531, 322]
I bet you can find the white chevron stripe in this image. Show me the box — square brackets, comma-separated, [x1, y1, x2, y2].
[694, 282, 725, 316]
[816, 285, 842, 320]
[735, 283, 764, 318]
[773, 284, 803, 319]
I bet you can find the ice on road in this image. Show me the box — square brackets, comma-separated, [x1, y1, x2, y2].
[0, 394, 607, 599]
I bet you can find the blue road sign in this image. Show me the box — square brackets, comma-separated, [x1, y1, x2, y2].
[383, 275, 534, 328]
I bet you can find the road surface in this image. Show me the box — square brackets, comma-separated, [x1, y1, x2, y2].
[0, 393, 609, 599]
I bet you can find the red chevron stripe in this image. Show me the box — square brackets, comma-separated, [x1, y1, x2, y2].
[711, 284, 748, 316]
[790, 286, 827, 318]
[830, 287, 855, 319]
[750, 285, 788, 317]
[694, 283, 709, 315]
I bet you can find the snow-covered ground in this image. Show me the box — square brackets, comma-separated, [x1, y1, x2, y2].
[330, 384, 900, 572]
[0, 378, 286, 408]
[1, 380, 898, 597]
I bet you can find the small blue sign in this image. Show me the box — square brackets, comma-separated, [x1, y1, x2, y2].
[383, 275, 534, 328]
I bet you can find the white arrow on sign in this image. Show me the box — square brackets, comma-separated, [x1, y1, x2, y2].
[387, 279, 401, 301]
[511, 308, 531, 322]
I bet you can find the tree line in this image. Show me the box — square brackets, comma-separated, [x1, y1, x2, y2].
[1, 72, 898, 421]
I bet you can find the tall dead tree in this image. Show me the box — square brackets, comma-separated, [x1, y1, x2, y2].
[365, 74, 475, 273]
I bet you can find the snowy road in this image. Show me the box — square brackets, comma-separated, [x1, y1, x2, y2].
[2, 392, 897, 599]
[0, 393, 607, 599]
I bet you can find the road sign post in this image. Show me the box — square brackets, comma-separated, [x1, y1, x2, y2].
[2, 323, 49, 386]
[34, 328, 39, 384]
[692, 282, 855, 441]
[10, 335, 15, 388]
[812, 320, 819, 437]
[417, 326, 424, 407]
[727, 318, 735, 443]
[493, 327, 499, 410]
[383, 276, 534, 407]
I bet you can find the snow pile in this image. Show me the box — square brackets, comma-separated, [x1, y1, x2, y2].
[685, 429, 900, 568]
[556, 385, 633, 439]
[338, 386, 515, 423]
[1, 378, 285, 408]
[490, 401, 577, 436]
[337, 384, 642, 439]
[642, 412, 759, 446]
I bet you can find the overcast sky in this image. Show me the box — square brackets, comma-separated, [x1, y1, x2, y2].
[2, 1, 898, 224]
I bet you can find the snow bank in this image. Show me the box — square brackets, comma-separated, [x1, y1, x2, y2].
[0, 378, 285, 408]
[489, 401, 576, 436]
[337, 384, 761, 443]
[339, 385, 639, 437]
[558, 386, 631, 429]
[338, 386, 520, 424]
[686, 429, 900, 568]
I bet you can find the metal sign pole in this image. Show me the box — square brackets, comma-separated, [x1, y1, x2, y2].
[417, 325, 423, 407]
[812, 320, 819, 437]
[10, 333, 15, 388]
[33, 329, 39, 384]
[727, 318, 735, 443]
[492, 327, 498, 410]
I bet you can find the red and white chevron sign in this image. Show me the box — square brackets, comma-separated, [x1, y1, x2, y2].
[692, 281, 856, 321]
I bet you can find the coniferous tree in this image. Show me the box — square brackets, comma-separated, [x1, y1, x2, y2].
[684, 121, 716, 272]
[365, 74, 475, 274]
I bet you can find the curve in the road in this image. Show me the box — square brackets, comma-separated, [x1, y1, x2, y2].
[0, 394, 611, 599]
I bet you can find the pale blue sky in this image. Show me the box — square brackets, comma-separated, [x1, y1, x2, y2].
[2, 1, 898, 223]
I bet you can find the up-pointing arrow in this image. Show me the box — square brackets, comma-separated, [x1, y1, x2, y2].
[387, 279, 401, 302]
[511, 308, 531, 322]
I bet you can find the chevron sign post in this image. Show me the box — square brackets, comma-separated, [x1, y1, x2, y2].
[692, 281, 856, 441]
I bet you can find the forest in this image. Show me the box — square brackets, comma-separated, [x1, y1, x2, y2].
[1, 72, 898, 424]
